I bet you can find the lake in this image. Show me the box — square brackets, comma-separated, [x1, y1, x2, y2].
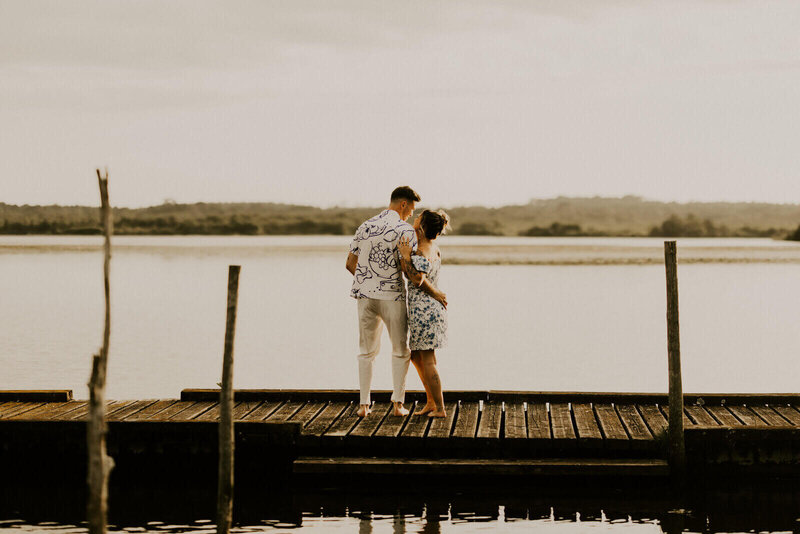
[1, 236, 799, 399]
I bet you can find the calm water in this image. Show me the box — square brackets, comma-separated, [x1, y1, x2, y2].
[2, 236, 800, 399]
[2, 237, 800, 533]
[2, 480, 800, 533]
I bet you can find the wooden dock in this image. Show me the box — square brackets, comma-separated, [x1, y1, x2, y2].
[2, 389, 800, 479]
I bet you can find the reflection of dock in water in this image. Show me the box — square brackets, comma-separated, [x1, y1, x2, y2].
[3, 389, 800, 480]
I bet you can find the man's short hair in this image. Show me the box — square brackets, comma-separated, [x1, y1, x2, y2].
[390, 186, 421, 203]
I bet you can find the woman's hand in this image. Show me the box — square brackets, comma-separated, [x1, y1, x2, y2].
[397, 235, 413, 259]
[433, 290, 448, 309]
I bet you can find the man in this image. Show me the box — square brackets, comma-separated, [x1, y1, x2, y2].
[346, 186, 420, 417]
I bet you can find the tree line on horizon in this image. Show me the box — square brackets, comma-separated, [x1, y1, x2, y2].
[2, 197, 800, 240]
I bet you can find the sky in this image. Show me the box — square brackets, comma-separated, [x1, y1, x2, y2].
[1, 0, 799, 208]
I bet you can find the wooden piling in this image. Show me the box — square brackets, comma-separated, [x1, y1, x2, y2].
[664, 241, 686, 476]
[87, 168, 114, 534]
[217, 265, 241, 534]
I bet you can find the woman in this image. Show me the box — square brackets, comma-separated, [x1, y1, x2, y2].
[397, 209, 450, 418]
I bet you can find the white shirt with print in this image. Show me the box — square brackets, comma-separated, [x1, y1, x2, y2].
[349, 209, 418, 301]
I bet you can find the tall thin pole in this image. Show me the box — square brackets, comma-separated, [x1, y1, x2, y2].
[88, 168, 114, 534]
[217, 265, 240, 534]
[664, 241, 686, 476]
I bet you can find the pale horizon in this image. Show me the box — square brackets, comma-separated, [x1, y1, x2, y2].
[4, 193, 800, 211]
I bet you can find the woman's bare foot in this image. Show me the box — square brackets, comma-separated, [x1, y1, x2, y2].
[392, 402, 409, 417]
[415, 403, 436, 416]
[428, 409, 447, 418]
[357, 404, 371, 417]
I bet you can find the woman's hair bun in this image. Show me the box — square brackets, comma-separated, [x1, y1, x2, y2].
[420, 209, 451, 239]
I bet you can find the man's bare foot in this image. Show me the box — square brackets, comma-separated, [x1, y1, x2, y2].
[357, 404, 371, 417]
[428, 409, 447, 418]
[415, 403, 436, 416]
[392, 402, 409, 417]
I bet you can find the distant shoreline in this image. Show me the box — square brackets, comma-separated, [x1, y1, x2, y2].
[2, 197, 799, 240]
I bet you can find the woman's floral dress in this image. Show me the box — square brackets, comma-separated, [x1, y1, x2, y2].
[407, 253, 447, 350]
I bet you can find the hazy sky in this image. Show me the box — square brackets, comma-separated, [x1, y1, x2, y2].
[1, 0, 799, 208]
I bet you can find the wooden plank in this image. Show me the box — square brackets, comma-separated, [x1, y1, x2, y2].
[638, 404, 668, 436]
[168, 401, 216, 420]
[232, 400, 263, 420]
[685, 405, 718, 426]
[616, 404, 653, 441]
[476, 401, 503, 440]
[107, 400, 158, 421]
[402, 406, 433, 439]
[750, 405, 791, 426]
[451, 402, 480, 439]
[504, 402, 526, 439]
[182, 388, 489, 402]
[4, 402, 62, 420]
[491, 391, 800, 405]
[728, 405, 768, 427]
[660, 404, 693, 426]
[426, 402, 458, 439]
[294, 457, 669, 477]
[773, 405, 800, 426]
[104, 400, 141, 419]
[0, 402, 45, 419]
[0, 390, 72, 402]
[141, 401, 195, 421]
[240, 401, 283, 421]
[303, 402, 350, 436]
[122, 400, 178, 421]
[526, 403, 551, 440]
[67, 400, 121, 421]
[373, 404, 415, 439]
[549, 403, 575, 441]
[266, 401, 305, 422]
[349, 403, 392, 437]
[325, 403, 362, 437]
[12, 400, 87, 421]
[288, 401, 327, 428]
[705, 405, 743, 426]
[572, 403, 602, 441]
[193, 401, 253, 422]
[594, 404, 628, 442]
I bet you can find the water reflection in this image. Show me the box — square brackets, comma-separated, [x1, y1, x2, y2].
[2, 478, 799, 533]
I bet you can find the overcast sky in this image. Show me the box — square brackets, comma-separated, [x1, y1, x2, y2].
[1, 0, 799, 208]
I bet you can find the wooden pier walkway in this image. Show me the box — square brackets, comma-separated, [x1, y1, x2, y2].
[2, 389, 800, 478]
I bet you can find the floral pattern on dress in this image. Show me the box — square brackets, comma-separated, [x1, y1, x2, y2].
[407, 253, 448, 350]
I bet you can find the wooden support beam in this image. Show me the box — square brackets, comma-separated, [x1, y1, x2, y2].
[87, 168, 113, 534]
[217, 265, 240, 534]
[664, 241, 686, 476]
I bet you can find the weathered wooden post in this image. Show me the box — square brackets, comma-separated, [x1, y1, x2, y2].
[217, 265, 240, 534]
[87, 168, 114, 534]
[664, 241, 686, 477]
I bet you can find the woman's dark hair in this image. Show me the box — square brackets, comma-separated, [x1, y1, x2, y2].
[390, 186, 421, 203]
[419, 209, 450, 240]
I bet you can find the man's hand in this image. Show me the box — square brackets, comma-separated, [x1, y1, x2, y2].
[346, 253, 358, 275]
[397, 235, 413, 260]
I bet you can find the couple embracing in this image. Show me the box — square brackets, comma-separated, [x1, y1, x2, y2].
[345, 186, 450, 419]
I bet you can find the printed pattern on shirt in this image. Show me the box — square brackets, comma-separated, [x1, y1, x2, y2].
[349, 210, 417, 301]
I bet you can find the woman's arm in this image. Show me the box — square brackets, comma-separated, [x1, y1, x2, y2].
[418, 277, 447, 308]
[398, 236, 447, 308]
[397, 236, 424, 287]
